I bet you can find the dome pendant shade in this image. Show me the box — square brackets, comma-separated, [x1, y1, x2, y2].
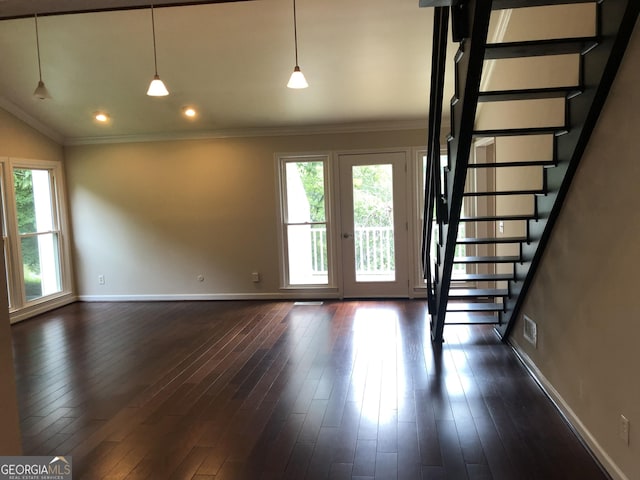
[287, 66, 308, 89]
[33, 14, 52, 100]
[147, 74, 169, 96]
[33, 80, 51, 100]
[287, 0, 309, 89]
[146, 5, 169, 97]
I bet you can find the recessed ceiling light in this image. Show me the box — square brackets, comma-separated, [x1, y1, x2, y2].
[183, 107, 197, 118]
[94, 112, 109, 123]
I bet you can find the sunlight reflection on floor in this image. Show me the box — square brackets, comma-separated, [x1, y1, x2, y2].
[351, 307, 406, 424]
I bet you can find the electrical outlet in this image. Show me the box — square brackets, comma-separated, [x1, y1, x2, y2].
[197, 274, 205, 282]
[98, 275, 105, 285]
[620, 414, 630, 445]
[251, 272, 261, 283]
[499, 221, 504, 233]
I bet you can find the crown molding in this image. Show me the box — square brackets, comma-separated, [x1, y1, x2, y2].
[0, 97, 64, 144]
[63, 119, 429, 146]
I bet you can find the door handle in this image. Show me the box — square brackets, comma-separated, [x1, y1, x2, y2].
[343, 233, 353, 239]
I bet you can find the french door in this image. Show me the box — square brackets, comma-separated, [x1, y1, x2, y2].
[338, 152, 409, 297]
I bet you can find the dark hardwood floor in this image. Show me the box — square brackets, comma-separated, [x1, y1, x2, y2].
[10, 300, 607, 479]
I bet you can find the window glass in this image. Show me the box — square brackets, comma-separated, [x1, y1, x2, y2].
[14, 168, 62, 302]
[281, 159, 330, 286]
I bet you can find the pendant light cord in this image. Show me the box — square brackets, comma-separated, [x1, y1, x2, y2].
[292, 0, 299, 66]
[34, 13, 43, 81]
[150, 4, 159, 75]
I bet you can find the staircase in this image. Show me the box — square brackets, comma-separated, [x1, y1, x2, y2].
[419, 0, 639, 343]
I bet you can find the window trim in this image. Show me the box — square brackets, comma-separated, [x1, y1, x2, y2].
[275, 153, 339, 292]
[1, 157, 74, 320]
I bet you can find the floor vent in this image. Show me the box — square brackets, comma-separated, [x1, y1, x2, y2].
[523, 314, 538, 348]
[294, 301, 324, 306]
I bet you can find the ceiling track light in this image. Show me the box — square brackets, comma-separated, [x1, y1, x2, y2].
[33, 13, 52, 100]
[147, 4, 169, 96]
[287, 0, 308, 89]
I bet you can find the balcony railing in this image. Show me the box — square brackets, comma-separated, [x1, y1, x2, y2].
[311, 226, 394, 275]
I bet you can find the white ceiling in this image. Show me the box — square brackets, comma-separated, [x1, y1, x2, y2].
[0, 0, 458, 144]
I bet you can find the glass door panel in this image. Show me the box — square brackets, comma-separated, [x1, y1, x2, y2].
[339, 152, 408, 297]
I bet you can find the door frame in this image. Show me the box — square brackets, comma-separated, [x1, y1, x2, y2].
[335, 148, 413, 298]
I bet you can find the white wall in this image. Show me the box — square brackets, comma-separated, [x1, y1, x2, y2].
[0, 107, 62, 454]
[64, 129, 426, 299]
[510, 22, 640, 480]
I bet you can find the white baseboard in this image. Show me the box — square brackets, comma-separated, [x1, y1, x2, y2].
[77, 291, 343, 302]
[511, 343, 627, 480]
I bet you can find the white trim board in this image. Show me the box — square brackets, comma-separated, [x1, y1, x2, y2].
[77, 292, 344, 302]
[10, 294, 77, 324]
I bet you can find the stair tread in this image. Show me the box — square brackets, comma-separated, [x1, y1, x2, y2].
[448, 302, 504, 312]
[449, 288, 510, 298]
[457, 236, 527, 244]
[454, 255, 520, 263]
[460, 214, 535, 221]
[485, 37, 599, 60]
[452, 272, 514, 281]
[444, 312, 501, 325]
[478, 86, 582, 102]
[492, 0, 595, 9]
[468, 160, 556, 168]
[463, 189, 546, 196]
[474, 126, 567, 137]
[420, 0, 594, 8]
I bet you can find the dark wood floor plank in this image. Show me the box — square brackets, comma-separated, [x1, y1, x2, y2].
[330, 401, 360, 464]
[329, 462, 353, 480]
[305, 426, 339, 480]
[374, 451, 397, 480]
[352, 439, 377, 478]
[9, 300, 609, 480]
[397, 421, 422, 480]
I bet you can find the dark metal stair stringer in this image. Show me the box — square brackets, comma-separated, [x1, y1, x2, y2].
[430, 0, 494, 343]
[421, 0, 640, 343]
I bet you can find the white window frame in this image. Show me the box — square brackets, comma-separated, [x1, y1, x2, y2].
[275, 153, 339, 293]
[1, 157, 74, 322]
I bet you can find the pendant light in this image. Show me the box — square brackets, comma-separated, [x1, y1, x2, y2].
[147, 5, 169, 96]
[287, 0, 308, 89]
[33, 14, 52, 100]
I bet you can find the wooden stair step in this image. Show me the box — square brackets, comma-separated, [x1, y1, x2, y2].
[484, 37, 599, 60]
[460, 214, 536, 222]
[419, 0, 594, 8]
[474, 126, 567, 137]
[453, 255, 520, 264]
[444, 312, 501, 325]
[478, 86, 582, 102]
[468, 160, 556, 168]
[449, 288, 510, 298]
[463, 188, 546, 196]
[452, 272, 514, 282]
[491, 0, 596, 10]
[448, 302, 504, 312]
[457, 236, 527, 244]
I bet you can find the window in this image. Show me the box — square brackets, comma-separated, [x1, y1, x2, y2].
[277, 155, 333, 287]
[1, 158, 72, 316]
